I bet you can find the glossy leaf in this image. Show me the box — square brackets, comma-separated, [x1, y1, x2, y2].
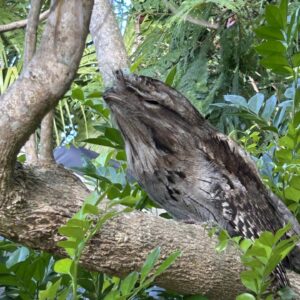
[54, 258, 73, 274]
[255, 41, 286, 56]
[120, 271, 139, 296]
[224, 95, 248, 107]
[236, 293, 256, 300]
[255, 26, 284, 40]
[6, 247, 30, 269]
[153, 250, 181, 277]
[261, 95, 277, 121]
[265, 5, 284, 29]
[248, 93, 264, 114]
[140, 247, 160, 283]
[165, 65, 177, 86]
[58, 226, 85, 239]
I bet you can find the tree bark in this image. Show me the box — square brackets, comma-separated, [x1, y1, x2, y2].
[23, 0, 43, 164]
[39, 110, 55, 164]
[0, 165, 299, 299]
[0, 0, 93, 190]
[90, 0, 129, 86]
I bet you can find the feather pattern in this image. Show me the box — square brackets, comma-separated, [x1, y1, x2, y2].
[104, 71, 300, 290]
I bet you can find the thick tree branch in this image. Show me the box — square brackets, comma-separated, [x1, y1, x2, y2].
[0, 0, 93, 188]
[23, 0, 43, 164]
[0, 166, 299, 299]
[0, 9, 50, 33]
[90, 0, 129, 86]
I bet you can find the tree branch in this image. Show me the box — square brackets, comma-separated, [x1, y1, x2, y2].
[0, 0, 93, 188]
[0, 165, 299, 299]
[23, 0, 43, 164]
[0, 9, 50, 33]
[90, 0, 129, 86]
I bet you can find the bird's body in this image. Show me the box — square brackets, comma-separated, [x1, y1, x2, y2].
[104, 71, 300, 290]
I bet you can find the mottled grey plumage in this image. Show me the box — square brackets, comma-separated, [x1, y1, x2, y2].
[104, 71, 300, 290]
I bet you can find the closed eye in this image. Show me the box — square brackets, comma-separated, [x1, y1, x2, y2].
[144, 99, 160, 107]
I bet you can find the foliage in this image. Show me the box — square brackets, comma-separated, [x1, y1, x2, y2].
[216, 225, 299, 300]
[210, 0, 300, 220]
[40, 191, 180, 299]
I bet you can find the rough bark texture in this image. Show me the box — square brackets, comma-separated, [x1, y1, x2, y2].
[0, 0, 93, 190]
[90, 0, 129, 85]
[0, 165, 299, 299]
[104, 72, 300, 289]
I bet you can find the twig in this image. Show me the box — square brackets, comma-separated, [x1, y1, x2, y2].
[163, 0, 219, 30]
[23, 0, 43, 164]
[0, 9, 50, 33]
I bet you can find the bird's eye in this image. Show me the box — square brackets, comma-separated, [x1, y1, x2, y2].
[144, 99, 160, 107]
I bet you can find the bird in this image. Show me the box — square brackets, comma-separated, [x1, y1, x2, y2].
[103, 70, 300, 291]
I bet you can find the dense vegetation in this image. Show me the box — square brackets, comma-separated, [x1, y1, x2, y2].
[0, 0, 299, 299]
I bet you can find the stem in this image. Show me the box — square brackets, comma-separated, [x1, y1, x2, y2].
[72, 259, 79, 300]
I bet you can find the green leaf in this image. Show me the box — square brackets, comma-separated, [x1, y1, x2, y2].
[265, 5, 284, 28]
[39, 278, 62, 300]
[287, 8, 300, 45]
[120, 271, 139, 296]
[274, 224, 292, 243]
[104, 290, 121, 300]
[57, 240, 78, 249]
[84, 137, 123, 149]
[165, 65, 177, 86]
[224, 95, 248, 107]
[258, 231, 274, 247]
[83, 203, 99, 215]
[236, 293, 256, 300]
[291, 53, 300, 67]
[72, 87, 84, 101]
[105, 128, 124, 146]
[54, 258, 73, 274]
[58, 226, 85, 239]
[261, 95, 277, 121]
[0, 274, 18, 286]
[153, 250, 181, 277]
[260, 55, 289, 68]
[248, 93, 264, 114]
[290, 176, 300, 190]
[6, 247, 30, 269]
[240, 270, 260, 293]
[116, 150, 127, 161]
[255, 41, 286, 56]
[255, 26, 284, 40]
[279, 0, 288, 28]
[295, 88, 300, 114]
[284, 186, 300, 202]
[140, 247, 161, 283]
[245, 246, 268, 260]
[239, 239, 253, 252]
[279, 135, 294, 149]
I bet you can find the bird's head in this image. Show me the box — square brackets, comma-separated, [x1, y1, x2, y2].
[104, 71, 204, 155]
